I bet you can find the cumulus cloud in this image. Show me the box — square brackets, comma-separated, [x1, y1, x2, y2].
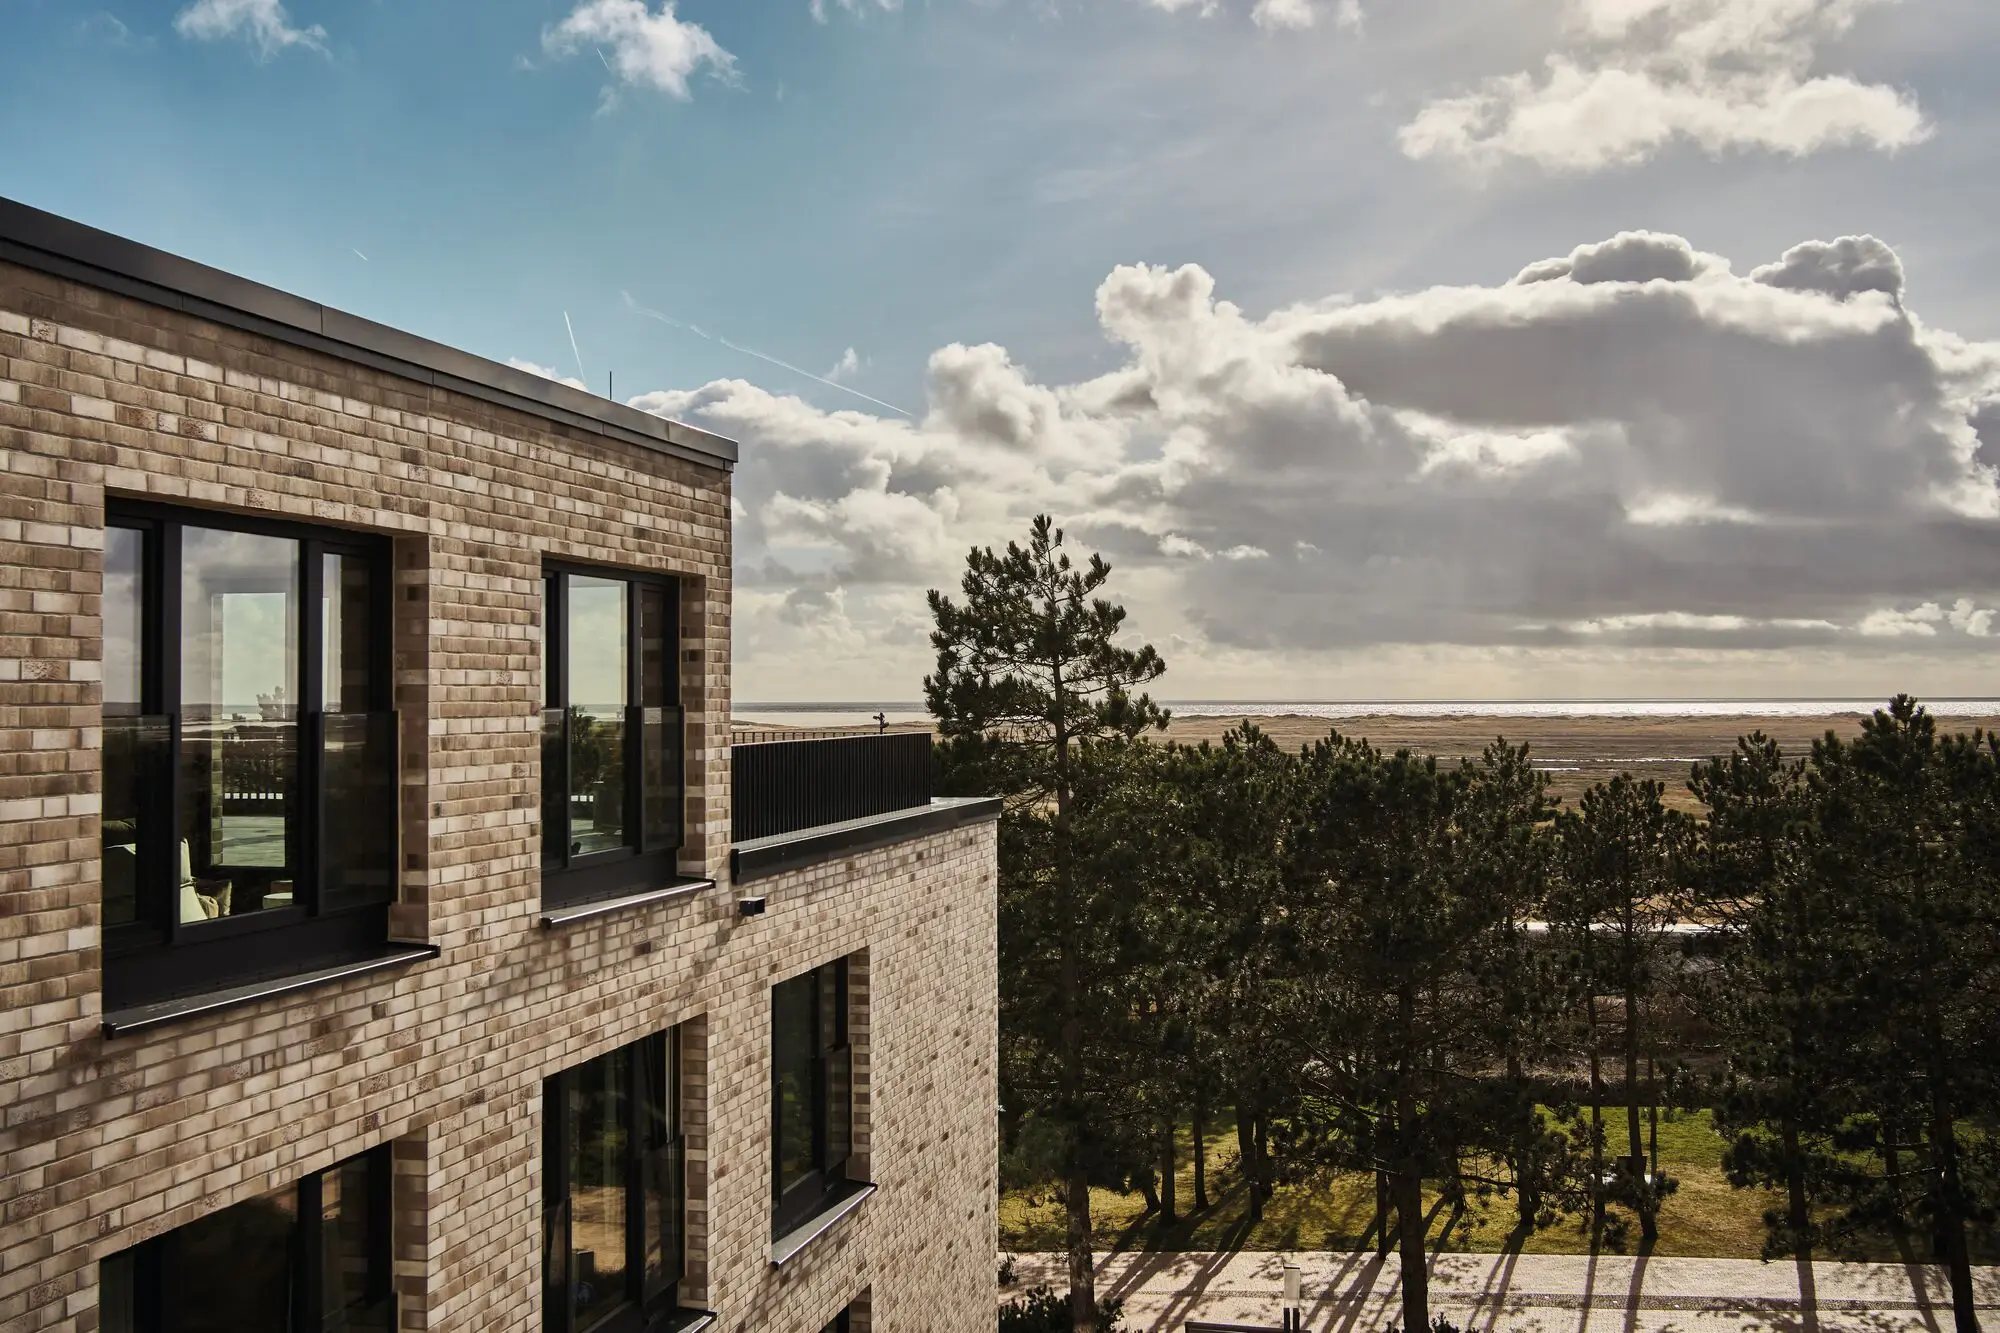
[810, 0, 900, 21]
[1400, 0, 1931, 173]
[174, 0, 324, 57]
[508, 358, 588, 391]
[628, 229, 2000, 698]
[825, 348, 862, 383]
[544, 0, 734, 100]
[1143, 0, 1361, 29]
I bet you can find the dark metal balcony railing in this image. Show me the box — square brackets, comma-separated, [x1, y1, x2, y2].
[730, 732, 934, 843]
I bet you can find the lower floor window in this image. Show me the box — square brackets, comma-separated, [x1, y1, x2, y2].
[100, 1147, 392, 1333]
[822, 1307, 854, 1333]
[543, 1026, 691, 1333]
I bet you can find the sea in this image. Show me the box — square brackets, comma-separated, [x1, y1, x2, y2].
[733, 698, 2000, 728]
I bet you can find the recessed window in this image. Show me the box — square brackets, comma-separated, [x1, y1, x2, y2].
[102, 503, 397, 1010]
[100, 1146, 393, 1332]
[772, 958, 854, 1237]
[821, 1308, 853, 1333]
[544, 1028, 703, 1333]
[541, 564, 684, 906]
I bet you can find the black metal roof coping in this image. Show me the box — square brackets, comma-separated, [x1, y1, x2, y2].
[0, 194, 737, 471]
[100, 943, 440, 1038]
[729, 795, 1003, 884]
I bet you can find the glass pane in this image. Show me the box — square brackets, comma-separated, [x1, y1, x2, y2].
[569, 1052, 631, 1332]
[641, 1031, 682, 1293]
[179, 526, 300, 921]
[773, 973, 817, 1197]
[640, 706, 682, 854]
[638, 583, 681, 854]
[323, 712, 399, 911]
[105, 526, 144, 710]
[321, 1156, 393, 1332]
[102, 716, 169, 929]
[542, 707, 566, 868]
[322, 553, 373, 714]
[639, 583, 672, 710]
[162, 1180, 298, 1333]
[567, 706, 625, 858]
[99, 1251, 135, 1333]
[543, 1198, 571, 1332]
[566, 577, 627, 858]
[827, 1045, 853, 1171]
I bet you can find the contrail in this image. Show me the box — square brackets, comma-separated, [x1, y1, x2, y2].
[620, 291, 914, 419]
[596, 47, 613, 73]
[563, 311, 587, 387]
[351, 248, 368, 262]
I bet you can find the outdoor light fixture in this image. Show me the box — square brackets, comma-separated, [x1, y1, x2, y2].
[738, 896, 767, 916]
[1282, 1264, 1302, 1332]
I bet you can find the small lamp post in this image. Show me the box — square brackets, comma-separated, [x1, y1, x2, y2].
[1282, 1263, 1303, 1332]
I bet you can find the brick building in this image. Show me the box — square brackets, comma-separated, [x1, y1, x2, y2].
[0, 196, 1001, 1333]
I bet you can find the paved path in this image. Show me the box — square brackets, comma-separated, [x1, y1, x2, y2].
[1000, 1251, 2000, 1333]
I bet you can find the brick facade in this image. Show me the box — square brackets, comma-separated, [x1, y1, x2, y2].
[0, 250, 999, 1332]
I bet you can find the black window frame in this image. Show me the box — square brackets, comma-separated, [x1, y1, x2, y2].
[540, 560, 685, 908]
[543, 1027, 696, 1333]
[771, 957, 854, 1238]
[100, 1145, 395, 1333]
[102, 499, 399, 1012]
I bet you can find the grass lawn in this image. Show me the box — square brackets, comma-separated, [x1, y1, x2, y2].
[1000, 1109, 1781, 1258]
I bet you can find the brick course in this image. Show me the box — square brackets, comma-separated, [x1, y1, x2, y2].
[0, 260, 999, 1333]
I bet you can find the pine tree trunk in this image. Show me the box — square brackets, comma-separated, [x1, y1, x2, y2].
[1066, 1161, 1096, 1333]
[1237, 1105, 1263, 1222]
[1784, 1122, 1810, 1254]
[1193, 1097, 1209, 1211]
[1396, 985, 1428, 1333]
[1376, 1169, 1393, 1257]
[1929, 1095, 1980, 1333]
[1159, 1117, 1178, 1224]
[1136, 1168, 1160, 1215]
[1254, 1113, 1270, 1215]
[1586, 987, 1605, 1220]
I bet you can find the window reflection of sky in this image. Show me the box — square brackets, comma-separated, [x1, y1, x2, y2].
[180, 527, 298, 719]
[568, 577, 626, 707]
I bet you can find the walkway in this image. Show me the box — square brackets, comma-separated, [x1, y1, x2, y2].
[1000, 1250, 2000, 1333]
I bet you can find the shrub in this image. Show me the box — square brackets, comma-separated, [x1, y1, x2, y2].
[998, 1285, 1127, 1332]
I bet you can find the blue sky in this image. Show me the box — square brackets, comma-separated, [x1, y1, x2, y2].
[7, 0, 2000, 700]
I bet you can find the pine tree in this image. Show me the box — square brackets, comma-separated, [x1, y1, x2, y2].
[925, 516, 1168, 1333]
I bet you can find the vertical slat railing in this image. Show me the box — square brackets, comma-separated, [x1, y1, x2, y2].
[730, 733, 934, 842]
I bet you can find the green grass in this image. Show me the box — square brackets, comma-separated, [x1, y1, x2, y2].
[1000, 1109, 1781, 1258]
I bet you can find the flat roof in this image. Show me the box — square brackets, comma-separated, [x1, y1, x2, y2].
[0, 195, 736, 471]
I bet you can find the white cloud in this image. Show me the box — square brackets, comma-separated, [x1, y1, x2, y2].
[174, 0, 324, 57]
[1400, 0, 1931, 173]
[1144, 0, 1360, 28]
[826, 348, 862, 383]
[1857, 603, 1946, 637]
[810, 0, 901, 22]
[626, 229, 2000, 698]
[544, 0, 734, 100]
[508, 358, 588, 391]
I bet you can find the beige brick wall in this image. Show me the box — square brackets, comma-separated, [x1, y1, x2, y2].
[0, 263, 999, 1333]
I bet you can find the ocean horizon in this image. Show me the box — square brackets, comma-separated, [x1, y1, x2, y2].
[734, 697, 2000, 728]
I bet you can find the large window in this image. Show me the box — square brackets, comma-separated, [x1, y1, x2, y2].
[540, 564, 684, 906]
[100, 1146, 393, 1332]
[772, 958, 855, 1237]
[544, 1028, 701, 1333]
[102, 503, 397, 1010]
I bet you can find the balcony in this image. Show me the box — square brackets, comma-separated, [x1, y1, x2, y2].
[728, 731, 999, 883]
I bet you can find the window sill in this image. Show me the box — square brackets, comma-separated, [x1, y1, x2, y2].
[770, 1179, 877, 1266]
[659, 1311, 718, 1333]
[101, 943, 440, 1038]
[730, 797, 1003, 885]
[539, 878, 714, 929]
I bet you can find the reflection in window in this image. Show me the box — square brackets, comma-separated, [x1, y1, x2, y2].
[101, 504, 398, 1012]
[539, 565, 684, 906]
[544, 1028, 689, 1333]
[99, 1147, 392, 1333]
[179, 526, 299, 919]
[772, 958, 853, 1237]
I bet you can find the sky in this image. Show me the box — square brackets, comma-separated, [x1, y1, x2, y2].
[5, 0, 2000, 703]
